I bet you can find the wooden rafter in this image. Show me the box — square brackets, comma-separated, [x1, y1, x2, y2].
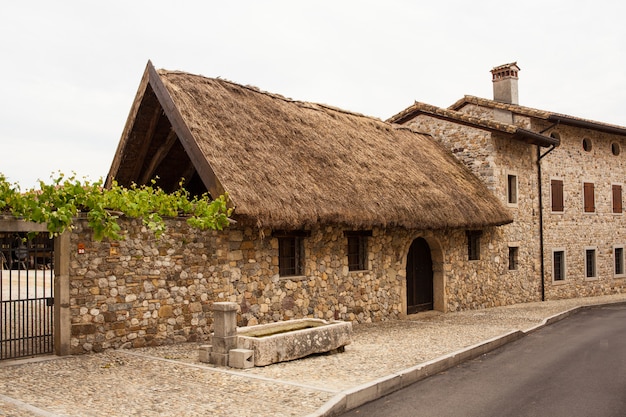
[138, 129, 179, 185]
[128, 105, 163, 184]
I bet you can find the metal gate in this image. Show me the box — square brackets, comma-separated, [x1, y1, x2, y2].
[0, 232, 54, 360]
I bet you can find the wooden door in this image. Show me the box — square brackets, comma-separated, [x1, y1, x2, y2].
[406, 238, 433, 314]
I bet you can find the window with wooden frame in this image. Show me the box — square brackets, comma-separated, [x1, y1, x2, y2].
[583, 182, 595, 213]
[508, 246, 519, 271]
[344, 231, 372, 271]
[275, 230, 310, 277]
[614, 246, 625, 277]
[551, 179, 564, 212]
[612, 184, 623, 214]
[507, 174, 518, 205]
[552, 249, 566, 281]
[467, 231, 482, 261]
[585, 248, 597, 279]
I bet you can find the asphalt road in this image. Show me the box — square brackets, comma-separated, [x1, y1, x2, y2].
[342, 303, 626, 417]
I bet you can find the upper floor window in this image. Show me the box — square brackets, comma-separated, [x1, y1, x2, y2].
[507, 174, 518, 205]
[612, 143, 621, 156]
[551, 179, 564, 212]
[583, 182, 595, 213]
[613, 184, 623, 214]
[345, 231, 371, 271]
[467, 230, 482, 261]
[582, 138, 593, 152]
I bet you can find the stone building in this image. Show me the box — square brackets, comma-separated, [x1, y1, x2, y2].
[55, 61, 520, 354]
[388, 62, 626, 304]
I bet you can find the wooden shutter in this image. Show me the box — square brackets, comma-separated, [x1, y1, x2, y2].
[613, 184, 623, 213]
[551, 180, 564, 212]
[583, 182, 595, 213]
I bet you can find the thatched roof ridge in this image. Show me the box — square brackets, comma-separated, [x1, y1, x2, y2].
[109, 62, 513, 230]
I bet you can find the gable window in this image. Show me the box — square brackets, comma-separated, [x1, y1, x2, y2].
[508, 246, 519, 270]
[467, 231, 482, 261]
[553, 249, 566, 281]
[615, 246, 625, 277]
[507, 174, 518, 205]
[551, 179, 564, 212]
[583, 182, 595, 213]
[613, 184, 623, 214]
[275, 230, 310, 277]
[585, 248, 597, 279]
[345, 231, 372, 271]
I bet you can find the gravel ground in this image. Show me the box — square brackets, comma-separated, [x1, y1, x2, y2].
[1, 294, 625, 417]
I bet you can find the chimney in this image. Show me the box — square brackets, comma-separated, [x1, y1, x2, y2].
[491, 62, 520, 104]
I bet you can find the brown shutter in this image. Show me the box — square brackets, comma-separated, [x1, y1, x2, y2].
[613, 184, 623, 213]
[551, 180, 564, 212]
[583, 182, 595, 213]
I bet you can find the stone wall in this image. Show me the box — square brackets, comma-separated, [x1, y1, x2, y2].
[65, 215, 536, 354]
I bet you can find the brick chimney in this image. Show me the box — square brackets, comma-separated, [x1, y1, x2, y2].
[491, 62, 520, 104]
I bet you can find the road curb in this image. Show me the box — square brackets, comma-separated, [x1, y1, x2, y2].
[307, 300, 626, 417]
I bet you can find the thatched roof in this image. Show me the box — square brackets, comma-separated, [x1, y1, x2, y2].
[107, 61, 512, 230]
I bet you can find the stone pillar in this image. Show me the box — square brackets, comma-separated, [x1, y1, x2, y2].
[209, 302, 238, 366]
[54, 231, 71, 356]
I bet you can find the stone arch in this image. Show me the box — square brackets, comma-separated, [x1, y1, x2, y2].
[401, 233, 446, 314]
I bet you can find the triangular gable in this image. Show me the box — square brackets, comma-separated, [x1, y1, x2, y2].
[106, 61, 225, 199]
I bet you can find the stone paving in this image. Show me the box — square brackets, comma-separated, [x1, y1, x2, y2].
[1, 293, 625, 417]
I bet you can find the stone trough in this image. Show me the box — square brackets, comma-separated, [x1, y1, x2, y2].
[237, 318, 352, 366]
[200, 302, 352, 368]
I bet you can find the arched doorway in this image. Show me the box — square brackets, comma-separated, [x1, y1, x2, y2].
[406, 237, 434, 314]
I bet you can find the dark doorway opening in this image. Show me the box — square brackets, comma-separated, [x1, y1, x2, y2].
[406, 237, 433, 314]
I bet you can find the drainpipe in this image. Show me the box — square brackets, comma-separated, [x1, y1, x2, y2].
[537, 143, 557, 301]
[536, 122, 559, 302]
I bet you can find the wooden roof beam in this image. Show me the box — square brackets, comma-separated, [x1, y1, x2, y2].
[138, 128, 179, 185]
[128, 104, 163, 184]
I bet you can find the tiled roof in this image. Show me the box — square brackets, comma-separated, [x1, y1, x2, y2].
[451, 96, 626, 136]
[387, 101, 558, 147]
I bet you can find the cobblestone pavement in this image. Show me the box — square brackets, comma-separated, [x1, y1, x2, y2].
[2, 294, 625, 417]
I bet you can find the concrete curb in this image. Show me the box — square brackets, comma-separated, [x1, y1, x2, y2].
[306, 301, 626, 417]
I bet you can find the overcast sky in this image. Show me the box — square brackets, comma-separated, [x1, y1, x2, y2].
[2, 0, 625, 188]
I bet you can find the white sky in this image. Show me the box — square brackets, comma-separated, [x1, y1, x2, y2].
[2, 0, 625, 188]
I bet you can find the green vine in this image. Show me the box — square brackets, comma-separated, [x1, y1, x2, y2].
[0, 173, 232, 240]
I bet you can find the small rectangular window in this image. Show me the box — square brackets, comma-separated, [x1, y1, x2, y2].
[467, 231, 482, 261]
[508, 246, 519, 270]
[585, 248, 596, 279]
[551, 179, 564, 212]
[615, 247, 624, 276]
[613, 184, 623, 214]
[507, 174, 518, 205]
[275, 231, 309, 276]
[553, 250, 565, 281]
[345, 231, 371, 271]
[583, 182, 595, 213]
